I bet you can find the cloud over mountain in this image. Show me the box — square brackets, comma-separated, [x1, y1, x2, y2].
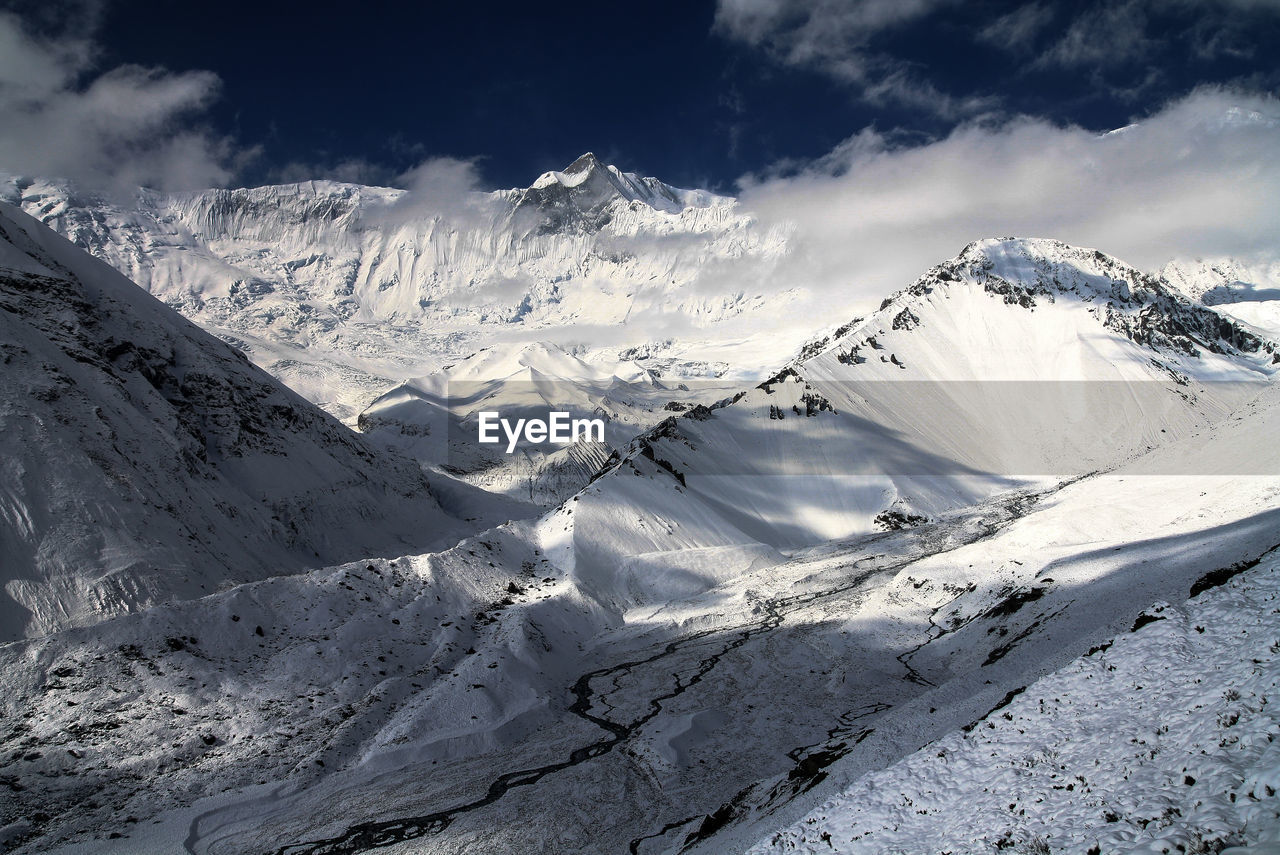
[0, 11, 247, 194]
[733, 87, 1280, 312]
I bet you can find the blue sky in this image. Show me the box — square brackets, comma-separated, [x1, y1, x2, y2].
[2, 0, 1278, 192]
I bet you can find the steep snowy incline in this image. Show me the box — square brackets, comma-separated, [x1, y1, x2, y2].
[3, 157, 796, 421]
[5, 358, 1277, 855]
[0, 201, 466, 641]
[747, 553, 1280, 855]
[537, 238, 1279, 614]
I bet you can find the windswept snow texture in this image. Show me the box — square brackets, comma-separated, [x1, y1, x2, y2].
[0, 202, 464, 641]
[2, 155, 795, 422]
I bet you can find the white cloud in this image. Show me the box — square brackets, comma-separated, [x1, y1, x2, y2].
[396, 157, 484, 203]
[978, 3, 1055, 53]
[712, 0, 988, 118]
[0, 11, 243, 194]
[732, 88, 1280, 314]
[361, 155, 498, 229]
[448, 272, 535, 308]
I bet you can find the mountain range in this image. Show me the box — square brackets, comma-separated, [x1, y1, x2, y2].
[2, 154, 795, 424]
[0, 157, 1278, 854]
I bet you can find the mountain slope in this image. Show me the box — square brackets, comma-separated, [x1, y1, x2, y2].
[356, 340, 739, 507]
[4, 360, 1277, 855]
[0, 237, 1276, 855]
[537, 238, 1278, 613]
[747, 553, 1280, 855]
[0, 202, 466, 641]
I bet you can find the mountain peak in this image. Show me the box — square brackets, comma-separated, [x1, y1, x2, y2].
[528, 153, 617, 194]
[563, 152, 603, 175]
[522, 154, 723, 220]
[796, 236, 1279, 374]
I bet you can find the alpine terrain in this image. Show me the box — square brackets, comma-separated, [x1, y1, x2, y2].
[1, 158, 1278, 855]
[2, 154, 795, 424]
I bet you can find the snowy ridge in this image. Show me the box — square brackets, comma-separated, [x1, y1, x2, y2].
[523, 152, 717, 216]
[1161, 256, 1280, 304]
[538, 238, 1278, 615]
[0, 201, 465, 641]
[802, 237, 1279, 376]
[1162, 255, 1280, 340]
[2, 158, 794, 422]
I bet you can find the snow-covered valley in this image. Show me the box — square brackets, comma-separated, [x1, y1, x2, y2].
[2, 155, 1280, 855]
[4, 385, 1278, 854]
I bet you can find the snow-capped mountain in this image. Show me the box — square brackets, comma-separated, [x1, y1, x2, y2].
[540, 238, 1278, 613]
[2, 155, 795, 422]
[519, 152, 720, 221]
[3, 346, 1276, 855]
[1, 230, 1277, 855]
[0, 201, 469, 641]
